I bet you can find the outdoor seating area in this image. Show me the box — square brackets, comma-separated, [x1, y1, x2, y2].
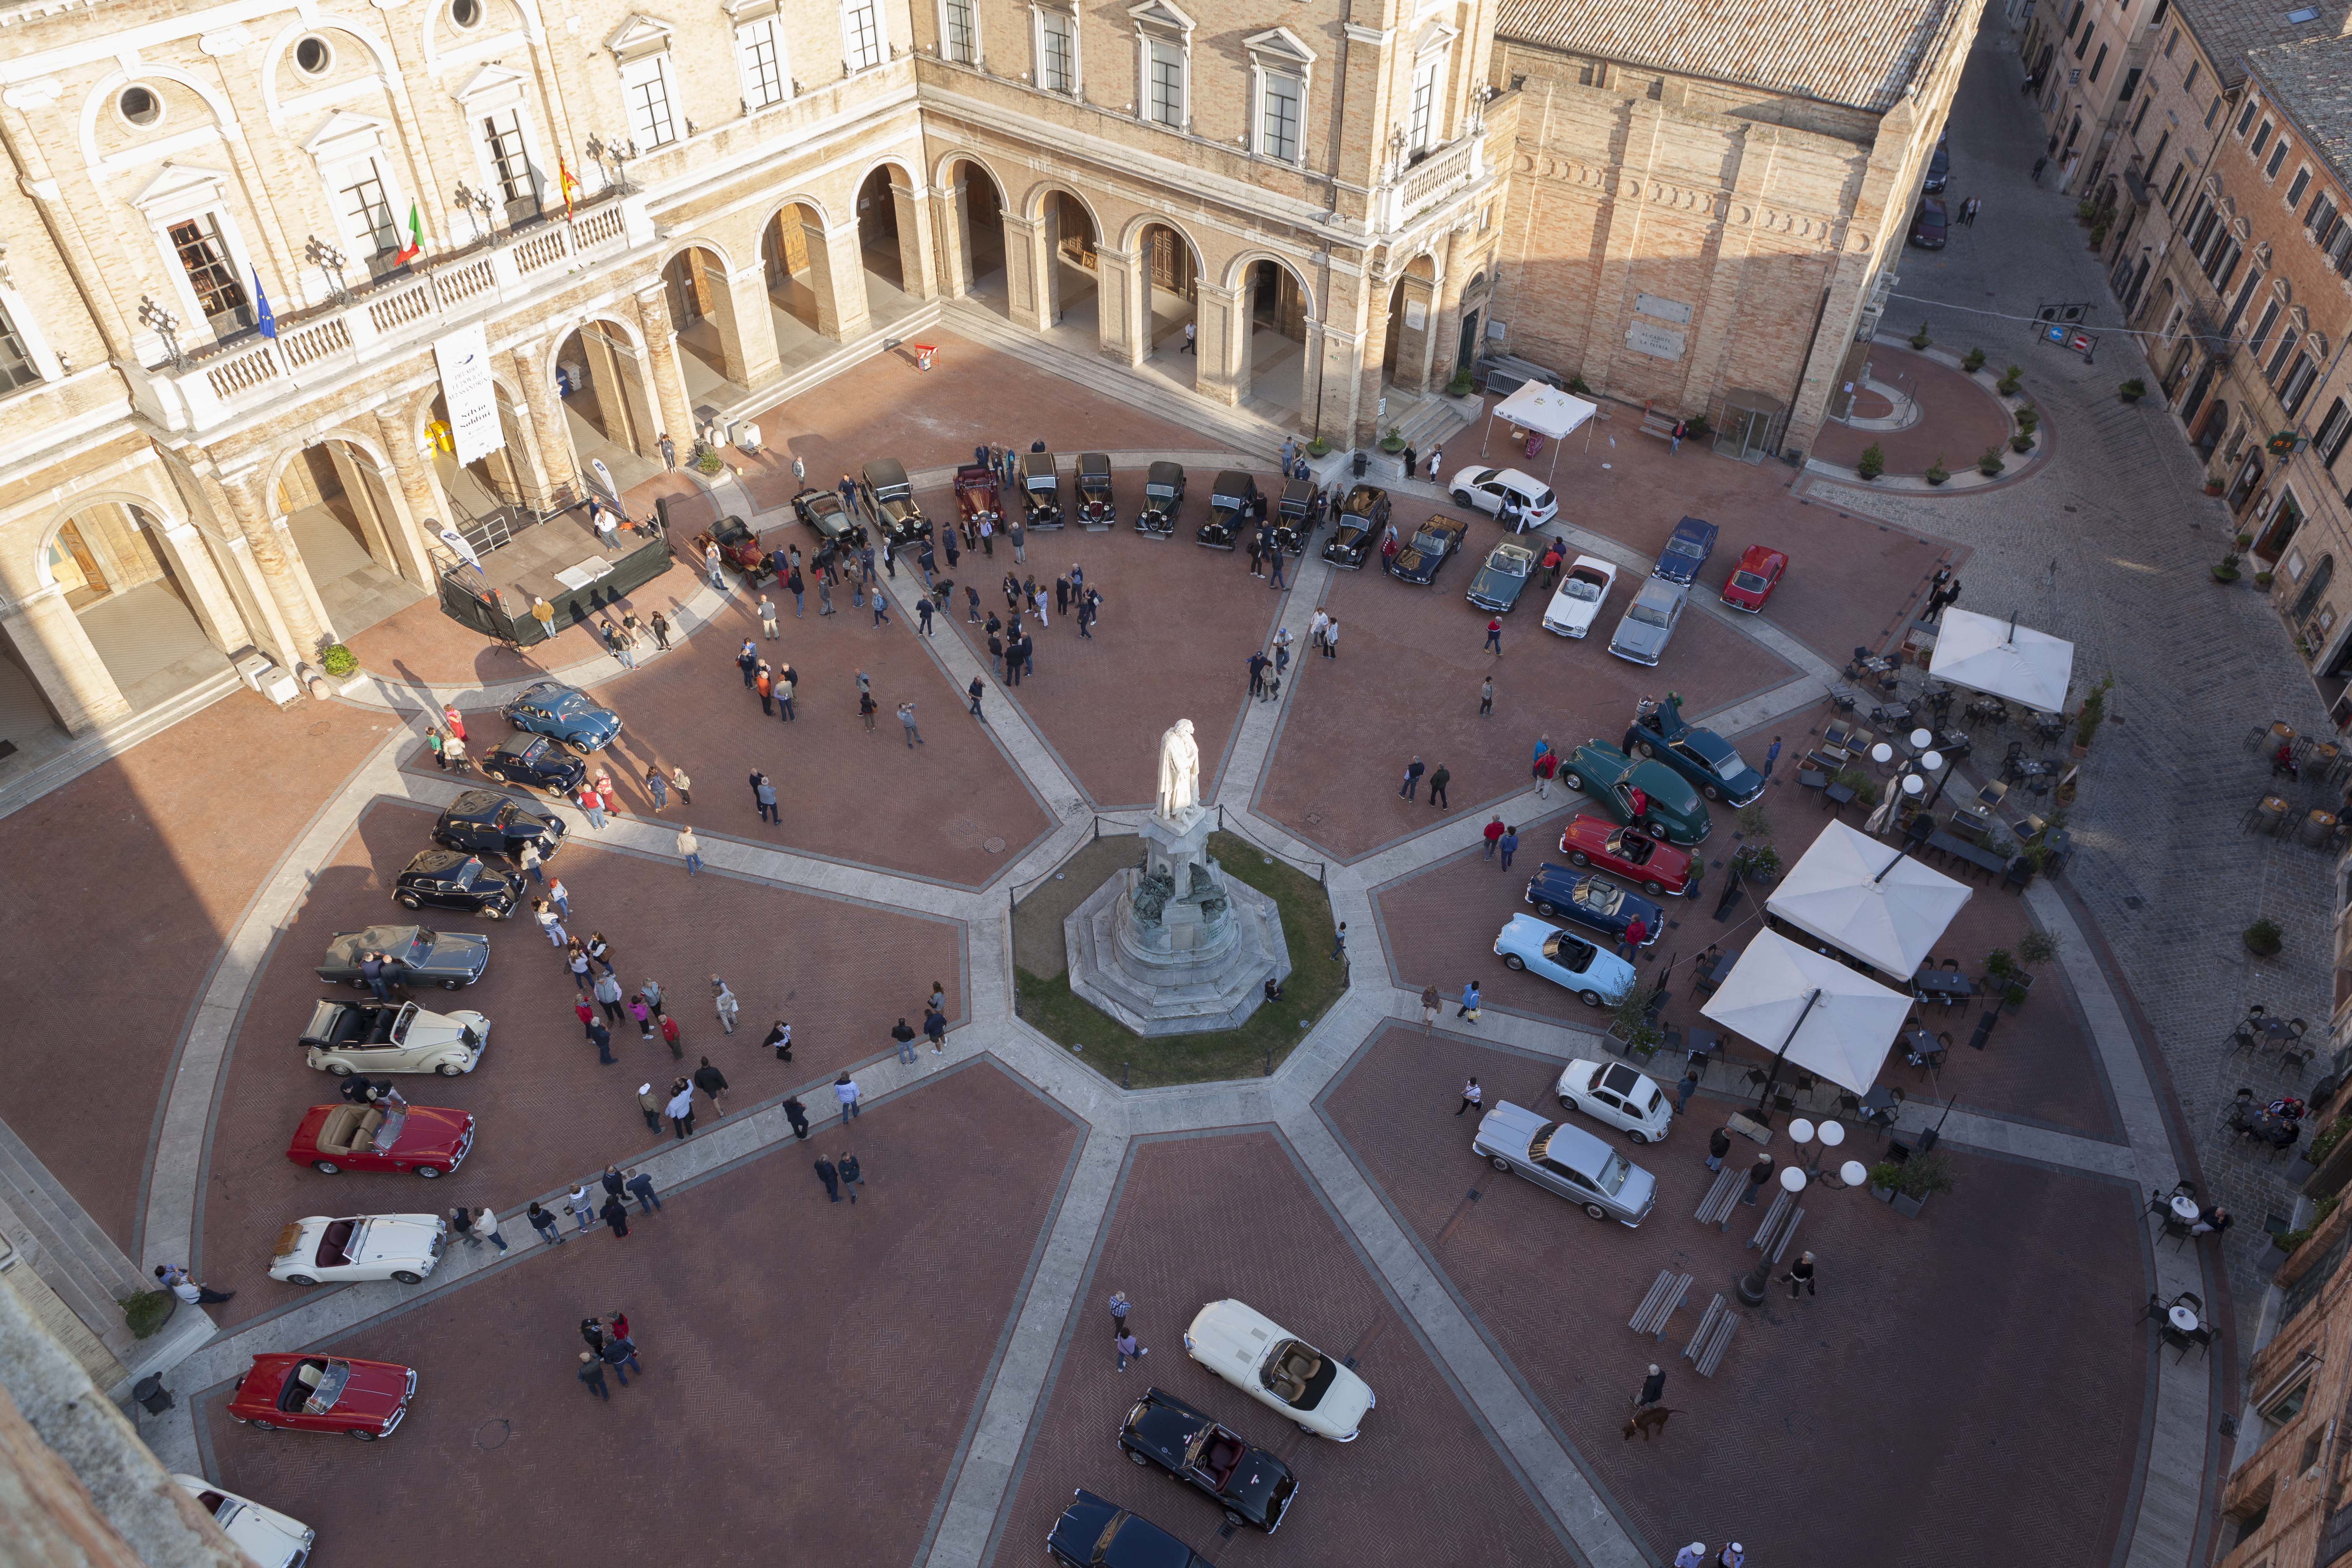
[2141, 1287, 2213, 1362]
[2240, 718, 2351, 849]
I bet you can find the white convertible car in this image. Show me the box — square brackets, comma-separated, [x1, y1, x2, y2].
[1540, 554, 1620, 639]
[173, 1476, 314, 1567]
[300, 999, 487, 1077]
[1182, 1299, 1376, 1442]
[269, 1213, 448, 1287]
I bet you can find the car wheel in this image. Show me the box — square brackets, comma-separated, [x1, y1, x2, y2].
[442, 979, 462, 991]
[509, 718, 527, 730]
[348, 1429, 379, 1442]
[1579, 989, 1604, 1008]
[392, 1270, 424, 1284]
[350, 978, 369, 991]
[435, 1061, 464, 1077]
[1628, 1130, 1652, 1145]
[1583, 1203, 1609, 1222]
[326, 1062, 353, 1078]
[284, 1274, 319, 1288]
[1224, 1510, 1246, 1529]
[1635, 741, 1656, 758]
[1503, 954, 1526, 971]
[1643, 880, 1665, 896]
[1298, 1422, 1319, 1436]
[1127, 1448, 1150, 1468]
[397, 892, 422, 910]
[1569, 851, 1591, 867]
[1452, 489, 1475, 506]
[251, 1420, 279, 1431]
[1702, 783, 1723, 802]
[312, 1161, 340, 1174]
[1561, 770, 1583, 792]
[416, 1165, 445, 1179]
[1534, 901, 1558, 917]
[1488, 1155, 1511, 1172]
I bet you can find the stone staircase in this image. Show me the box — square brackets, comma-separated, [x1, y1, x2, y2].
[0, 1122, 149, 1371]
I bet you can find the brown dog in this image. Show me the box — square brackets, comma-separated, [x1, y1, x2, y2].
[1622, 1406, 1677, 1442]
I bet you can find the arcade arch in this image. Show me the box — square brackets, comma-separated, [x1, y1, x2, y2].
[271, 436, 430, 635]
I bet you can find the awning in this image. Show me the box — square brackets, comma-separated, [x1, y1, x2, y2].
[1927, 607, 2076, 712]
[1490, 381, 1597, 439]
[1699, 931, 1913, 1096]
[1766, 820, 1971, 977]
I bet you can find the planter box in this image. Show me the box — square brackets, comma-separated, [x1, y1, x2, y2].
[1891, 1192, 1927, 1218]
[1869, 1183, 1896, 1204]
[335, 672, 373, 696]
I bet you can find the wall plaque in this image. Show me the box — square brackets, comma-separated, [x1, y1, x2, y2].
[1626, 320, 1687, 360]
[1633, 293, 1693, 325]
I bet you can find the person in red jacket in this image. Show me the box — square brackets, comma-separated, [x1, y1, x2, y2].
[1483, 816, 1506, 861]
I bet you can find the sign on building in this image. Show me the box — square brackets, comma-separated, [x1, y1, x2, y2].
[432, 322, 504, 469]
[1626, 320, 1687, 360]
[1634, 294, 1694, 326]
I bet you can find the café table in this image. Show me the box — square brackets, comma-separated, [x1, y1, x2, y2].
[2168, 1304, 2201, 1333]
[1912, 969, 1975, 1002]
[2170, 1194, 2202, 1223]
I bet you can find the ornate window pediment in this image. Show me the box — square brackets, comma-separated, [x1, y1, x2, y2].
[1243, 26, 1315, 67]
[605, 13, 675, 62]
[302, 110, 389, 162]
[452, 63, 529, 109]
[1128, 0, 1193, 36]
[131, 162, 231, 222]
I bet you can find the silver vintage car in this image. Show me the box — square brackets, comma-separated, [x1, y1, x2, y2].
[1472, 1100, 1658, 1225]
[1607, 578, 1689, 667]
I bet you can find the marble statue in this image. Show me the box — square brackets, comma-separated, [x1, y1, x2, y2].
[1155, 718, 1201, 820]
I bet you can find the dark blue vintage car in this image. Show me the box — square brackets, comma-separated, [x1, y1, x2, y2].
[1524, 863, 1664, 947]
[1047, 1489, 1215, 1568]
[1651, 516, 1719, 586]
[1117, 1387, 1297, 1532]
[1384, 513, 1468, 585]
[1624, 696, 1767, 806]
[501, 681, 620, 753]
[473, 733, 585, 796]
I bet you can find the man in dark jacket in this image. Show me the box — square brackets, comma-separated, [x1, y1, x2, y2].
[1741, 1154, 1775, 1205]
[815, 1155, 841, 1202]
[891, 1017, 918, 1065]
[1400, 755, 1426, 800]
[692, 1057, 729, 1117]
[783, 1095, 811, 1140]
[600, 1194, 630, 1238]
[1635, 1363, 1667, 1410]
[1707, 1126, 1731, 1172]
[838, 1150, 864, 1204]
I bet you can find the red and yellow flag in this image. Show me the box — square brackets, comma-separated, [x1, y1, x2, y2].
[558, 159, 582, 220]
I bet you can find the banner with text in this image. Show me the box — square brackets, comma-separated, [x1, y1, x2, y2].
[432, 322, 504, 469]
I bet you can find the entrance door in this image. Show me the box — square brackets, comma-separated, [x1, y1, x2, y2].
[1714, 405, 1771, 463]
[1458, 309, 1481, 371]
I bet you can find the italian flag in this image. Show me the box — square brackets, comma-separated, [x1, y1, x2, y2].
[393, 201, 423, 264]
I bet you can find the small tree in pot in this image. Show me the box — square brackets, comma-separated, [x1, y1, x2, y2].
[1868, 1150, 1955, 1217]
[1605, 982, 1664, 1058]
[2245, 918, 2284, 958]
[2118, 379, 2146, 403]
[1857, 444, 1886, 481]
[1925, 454, 1951, 486]
[1978, 446, 2006, 477]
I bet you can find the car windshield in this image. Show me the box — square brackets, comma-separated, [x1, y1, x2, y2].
[1489, 547, 1533, 576]
[370, 1107, 407, 1152]
[1536, 488, 1556, 507]
[1572, 880, 1622, 916]
[1213, 492, 1246, 509]
[1606, 831, 1650, 862]
[1596, 1151, 1631, 1196]
[1561, 576, 1603, 601]
[1710, 748, 1753, 781]
[1146, 483, 1174, 499]
[399, 935, 434, 965]
[1628, 603, 1672, 627]
[1410, 529, 1448, 552]
[452, 858, 484, 889]
[1666, 538, 1707, 558]
[302, 1361, 352, 1414]
[1732, 570, 1772, 593]
[492, 802, 532, 828]
[1541, 932, 1591, 971]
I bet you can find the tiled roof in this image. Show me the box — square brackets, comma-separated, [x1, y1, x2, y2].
[2246, 31, 2352, 182]
[1492, 0, 1963, 113]
[2178, 0, 2352, 87]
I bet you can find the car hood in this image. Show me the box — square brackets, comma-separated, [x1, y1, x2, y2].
[352, 1215, 447, 1266]
[333, 1359, 413, 1413]
[1226, 1450, 1297, 1518]
[1468, 565, 1527, 605]
[1328, 522, 1372, 551]
[1616, 1163, 1659, 1220]
[1313, 1363, 1375, 1436]
[1390, 549, 1442, 582]
[1048, 1494, 1121, 1562]
[1611, 617, 1671, 657]
[1125, 1400, 1198, 1464]
[1544, 586, 1604, 629]
[218, 1501, 309, 1567]
[389, 1105, 474, 1155]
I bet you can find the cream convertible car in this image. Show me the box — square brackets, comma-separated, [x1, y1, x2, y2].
[269, 1213, 449, 1287]
[299, 999, 487, 1077]
[1182, 1299, 1376, 1441]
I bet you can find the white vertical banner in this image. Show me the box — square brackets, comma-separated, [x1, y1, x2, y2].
[433, 322, 504, 469]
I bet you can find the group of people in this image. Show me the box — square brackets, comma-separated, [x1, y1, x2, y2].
[575, 1310, 645, 1399]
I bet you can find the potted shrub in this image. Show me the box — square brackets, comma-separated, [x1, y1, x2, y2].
[695, 446, 726, 475]
[1963, 347, 1987, 373]
[1978, 446, 2006, 477]
[2019, 928, 2062, 966]
[2011, 431, 2037, 454]
[1910, 320, 1932, 350]
[2119, 378, 2146, 403]
[1833, 768, 1880, 806]
[2235, 532, 2254, 550]
[1924, 454, 1950, 486]
[1857, 443, 1886, 481]
[1605, 983, 1664, 1058]
[1306, 436, 1330, 459]
[1879, 1150, 1955, 1217]
[1568, 375, 1594, 396]
[1730, 841, 1782, 882]
[1997, 364, 2023, 395]
[2213, 552, 2242, 584]
[1736, 802, 1770, 838]
[1867, 1143, 1911, 1202]
[320, 644, 359, 679]
[2204, 477, 2227, 496]
[2245, 918, 2284, 958]
[1447, 369, 1476, 397]
[2071, 676, 2110, 755]
[2258, 570, 2277, 588]
[2076, 199, 2099, 223]
[1685, 413, 1712, 440]
[1379, 426, 1406, 453]
[119, 1289, 175, 1339]
[2089, 222, 2108, 250]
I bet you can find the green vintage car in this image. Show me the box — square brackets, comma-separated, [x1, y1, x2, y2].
[1558, 740, 1712, 846]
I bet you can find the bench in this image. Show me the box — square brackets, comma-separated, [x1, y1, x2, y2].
[1695, 1166, 1743, 1231]
[1747, 1186, 1793, 1250]
[1629, 1270, 1694, 1342]
[1639, 410, 1683, 442]
[1768, 1207, 1806, 1266]
[1682, 1295, 1740, 1377]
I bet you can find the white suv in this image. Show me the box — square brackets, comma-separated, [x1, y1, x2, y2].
[1447, 465, 1559, 530]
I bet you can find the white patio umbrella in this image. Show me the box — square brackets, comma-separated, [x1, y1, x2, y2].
[1926, 607, 2076, 712]
[1766, 820, 1971, 978]
[1700, 931, 1914, 1096]
[1481, 382, 1599, 482]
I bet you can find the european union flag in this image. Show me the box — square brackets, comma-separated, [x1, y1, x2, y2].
[252, 267, 276, 338]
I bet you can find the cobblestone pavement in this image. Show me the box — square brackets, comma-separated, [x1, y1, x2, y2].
[1818, 18, 2334, 1357]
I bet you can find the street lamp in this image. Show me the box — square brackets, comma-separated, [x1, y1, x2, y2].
[453, 183, 496, 240]
[304, 235, 349, 303]
[137, 294, 187, 371]
[1738, 1164, 1809, 1304]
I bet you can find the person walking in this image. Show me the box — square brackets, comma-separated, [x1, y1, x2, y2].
[759, 594, 780, 640]
[441, 732, 469, 771]
[871, 589, 892, 629]
[474, 1206, 508, 1253]
[693, 1057, 729, 1116]
[518, 839, 546, 887]
[1320, 616, 1338, 658]
[899, 701, 925, 748]
[1271, 624, 1292, 675]
[1421, 983, 1441, 1029]
[1675, 1546, 1711, 1568]
[672, 766, 692, 807]
[1268, 547, 1287, 590]
[1483, 616, 1504, 656]
[1247, 650, 1269, 701]
[1706, 1125, 1731, 1172]
[1400, 755, 1425, 800]
[755, 775, 779, 825]
[1456, 1075, 1483, 1115]
[1674, 1068, 1700, 1116]
[529, 1201, 565, 1246]
[712, 975, 739, 1034]
[625, 1167, 661, 1215]
[1309, 608, 1329, 653]
[1483, 815, 1505, 859]
[916, 594, 935, 637]
[968, 676, 985, 718]
[600, 1193, 630, 1239]
[1479, 677, 1494, 717]
[645, 766, 669, 812]
[1741, 1154, 1775, 1205]
[1330, 921, 1347, 962]
[1782, 1251, 1817, 1298]
[783, 1094, 810, 1140]
[835, 1071, 862, 1121]
[815, 1154, 841, 1203]
[649, 611, 673, 651]
[1117, 1328, 1148, 1371]
[860, 690, 879, 730]
[427, 726, 448, 770]
[1763, 736, 1782, 778]
[923, 1008, 947, 1054]
[1109, 1290, 1132, 1333]
[1715, 1545, 1746, 1568]
[676, 825, 703, 877]
[1635, 1364, 1666, 1411]
[566, 1184, 597, 1235]
[1458, 981, 1482, 1023]
[1429, 763, 1450, 809]
[637, 1082, 664, 1132]
[1181, 319, 1196, 354]
[1620, 912, 1647, 958]
[578, 1351, 611, 1400]
[547, 876, 572, 923]
[765, 1019, 793, 1062]
[665, 1081, 696, 1139]
[838, 1150, 865, 1203]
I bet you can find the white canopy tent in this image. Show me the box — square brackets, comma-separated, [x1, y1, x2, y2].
[1700, 931, 1914, 1097]
[1765, 820, 1971, 978]
[1480, 382, 1599, 481]
[1926, 608, 2076, 713]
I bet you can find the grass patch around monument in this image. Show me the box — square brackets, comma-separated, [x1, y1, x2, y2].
[1013, 832, 1344, 1088]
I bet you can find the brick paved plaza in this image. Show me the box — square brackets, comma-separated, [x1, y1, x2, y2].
[3, 43, 2267, 1568]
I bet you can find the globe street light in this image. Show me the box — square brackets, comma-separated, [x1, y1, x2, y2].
[1737, 1164, 1809, 1304]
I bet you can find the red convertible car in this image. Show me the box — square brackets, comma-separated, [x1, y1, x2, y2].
[692, 514, 767, 579]
[1557, 815, 1700, 898]
[228, 1353, 417, 1439]
[1718, 545, 1787, 612]
[284, 1102, 475, 1178]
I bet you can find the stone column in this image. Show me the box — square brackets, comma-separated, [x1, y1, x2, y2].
[211, 465, 330, 666]
[329, 444, 437, 588]
[1193, 281, 1243, 404]
[808, 220, 873, 343]
[1393, 272, 1439, 394]
[1429, 227, 1475, 388]
[725, 265, 784, 389]
[634, 286, 700, 444]
[1094, 246, 1147, 367]
[152, 518, 255, 648]
[0, 588, 130, 732]
[932, 180, 972, 299]
[1003, 214, 1050, 332]
[890, 178, 937, 303]
[1355, 281, 1397, 447]
[509, 344, 580, 495]
[1315, 320, 1366, 450]
[1296, 320, 1329, 438]
[376, 407, 455, 563]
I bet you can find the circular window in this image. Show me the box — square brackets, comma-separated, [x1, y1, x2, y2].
[118, 85, 161, 126]
[451, 0, 482, 28]
[294, 35, 332, 75]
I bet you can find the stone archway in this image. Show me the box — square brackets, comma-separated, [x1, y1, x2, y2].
[34, 499, 237, 715]
[1231, 256, 1312, 420]
[1012, 187, 1101, 341]
[939, 156, 1009, 315]
[272, 437, 432, 635]
[1131, 220, 1201, 384]
[660, 243, 752, 401]
[1380, 253, 1440, 395]
[550, 318, 663, 495]
[761, 199, 869, 371]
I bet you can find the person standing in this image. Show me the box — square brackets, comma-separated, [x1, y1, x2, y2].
[665, 1080, 697, 1139]
[1479, 676, 1495, 718]
[1116, 1328, 1148, 1371]
[658, 431, 676, 470]
[1330, 921, 1347, 962]
[578, 781, 608, 830]
[1271, 624, 1293, 675]
[1401, 443, 1418, 480]
[1483, 816, 1506, 859]
[637, 1082, 664, 1132]
[529, 1201, 565, 1246]
[1675, 1546, 1710, 1568]
[671, 766, 691, 807]
[765, 1019, 794, 1062]
[783, 1094, 810, 1140]
[838, 1150, 864, 1204]
[1400, 755, 1425, 800]
[756, 775, 779, 825]
[1782, 1251, 1817, 1297]
[1421, 983, 1441, 1029]
[623, 1167, 661, 1216]
[1456, 1076, 1483, 1115]
[601, 1335, 643, 1385]
[578, 1351, 611, 1400]
[645, 766, 669, 812]
[676, 825, 703, 877]
[427, 726, 447, 771]
[758, 594, 779, 640]
[1309, 608, 1329, 653]
[1706, 1125, 1731, 1172]
[658, 1011, 682, 1059]
[1535, 748, 1558, 797]
[1268, 547, 1287, 591]
[1674, 1068, 1700, 1116]
[649, 611, 673, 651]
[586, 1020, 615, 1065]
[1427, 447, 1442, 482]
[835, 1071, 862, 1121]
[694, 1057, 729, 1116]
[899, 701, 925, 748]
[517, 839, 546, 887]
[1483, 616, 1504, 656]
[1635, 1364, 1667, 1411]
[1458, 981, 1481, 1023]
[1741, 1154, 1775, 1205]
[1248, 650, 1270, 701]
[916, 594, 935, 637]
[1010, 517, 1026, 564]
[1620, 912, 1648, 958]
[475, 1206, 508, 1253]
[712, 975, 739, 1034]
[1429, 763, 1450, 809]
[923, 1008, 947, 1054]
[1322, 617, 1338, 658]
[860, 690, 879, 730]
[815, 1154, 841, 1203]
[1715, 1545, 1746, 1568]
[566, 1184, 597, 1235]
[593, 972, 625, 1025]
[1763, 736, 1782, 778]
[600, 1193, 630, 1239]
[628, 993, 653, 1040]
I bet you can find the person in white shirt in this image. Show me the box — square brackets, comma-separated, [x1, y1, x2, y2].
[665, 1083, 697, 1139]
[1674, 1547, 1709, 1568]
[155, 1264, 232, 1304]
[676, 826, 702, 877]
[835, 1072, 862, 1121]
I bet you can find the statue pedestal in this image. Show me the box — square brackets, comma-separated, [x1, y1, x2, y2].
[1064, 808, 1292, 1037]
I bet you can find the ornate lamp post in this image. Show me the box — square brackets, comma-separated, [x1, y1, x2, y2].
[137, 294, 188, 371]
[304, 235, 350, 303]
[452, 183, 496, 240]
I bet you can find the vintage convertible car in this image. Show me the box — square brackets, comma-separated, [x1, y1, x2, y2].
[1135, 461, 1185, 536]
[1524, 864, 1664, 947]
[1384, 513, 1469, 586]
[1466, 539, 1540, 613]
[1557, 815, 1700, 897]
[1076, 452, 1117, 529]
[1492, 913, 1638, 1008]
[269, 1213, 448, 1286]
[1541, 555, 1619, 638]
[791, 486, 864, 547]
[431, 790, 565, 859]
[1021, 451, 1064, 529]
[316, 926, 489, 991]
[1198, 470, 1257, 551]
[1183, 1299, 1375, 1441]
[954, 464, 1002, 541]
[301, 998, 487, 1077]
[500, 681, 619, 753]
[392, 851, 526, 919]
[1321, 485, 1390, 569]
[1117, 1387, 1298, 1532]
[1558, 740, 1712, 845]
[1047, 1491, 1215, 1568]
[472, 733, 585, 797]
[1625, 696, 1767, 805]
[690, 514, 765, 579]
[860, 459, 930, 547]
[171, 1476, 315, 1566]
[1270, 478, 1315, 554]
[227, 1354, 417, 1439]
[284, 1101, 475, 1178]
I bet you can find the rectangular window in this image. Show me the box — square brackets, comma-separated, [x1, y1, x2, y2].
[2206, 93, 2223, 129]
[1408, 57, 1441, 149]
[2269, 330, 2301, 381]
[2131, 94, 2153, 134]
[737, 19, 785, 110]
[340, 161, 400, 257]
[2241, 99, 2262, 136]
[2164, 28, 2179, 57]
[2269, 140, 2291, 179]
[2147, 129, 2171, 173]
[2253, 120, 2274, 155]
[2151, 0, 2169, 26]
[2064, 0, 2083, 36]
[168, 213, 254, 335]
[843, 0, 882, 71]
[2310, 192, 2338, 234]
[2075, 23, 2094, 59]
[2210, 240, 2242, 291]
[2089, 41, 2108, 79]
[622, 54, 678, 148]
[1039, 9, 1074, 93]
[1260, 71, 1301, 162]
[481, 108, 540, 216]
[2162, 162, 2186, 204]
[2184, 59, 2200, 93]
[2247, 302, 2282, 363]
[1147, 39, 1184, 127]
[2287, 170, 2311, 208]
[2284, 357, 2318, 416]
[2314, 398, 2352, 469]
[0, 302, 39, 392]
[941, 0, 975, 64]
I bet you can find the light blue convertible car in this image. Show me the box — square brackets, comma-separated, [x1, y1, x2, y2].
[1492, 913, 1639, 1009]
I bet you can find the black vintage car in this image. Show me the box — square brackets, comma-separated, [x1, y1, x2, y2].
[1046, 1491, 1214, 1568]
[1198, 470, 1259, 551]
[1135, 461, 1185, 536]
[431, 790, 567, 859]
[474, 733, 585, 796]
[1385, 512, 1470, 586]
[316, 925, 489, 990]
[1117, 1388, 1298, 1532]
[1270, 478, 1315, 555]
[1321, 484, 1390, 569]
[859, 459, 930, 547]
[1076, 452, 1116, 529]
[791, 486, 865, 547]
[1021, 451, 1063, 529]
[392, 851, 527, 918]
